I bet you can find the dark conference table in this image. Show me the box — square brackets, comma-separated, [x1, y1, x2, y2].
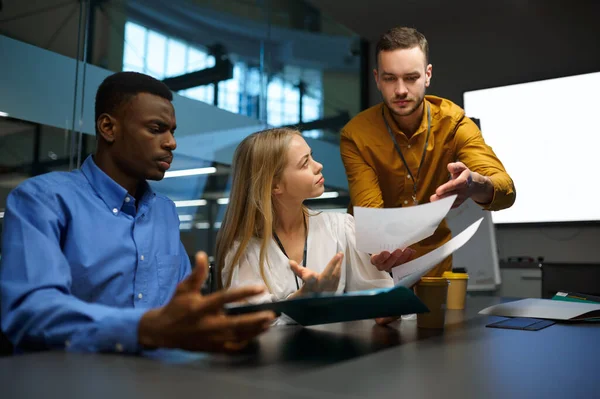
[1, 297, 599, 399]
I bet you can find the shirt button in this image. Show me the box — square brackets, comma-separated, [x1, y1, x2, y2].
[407, 145, 411, 149]
[138, 293, 143, 299]
[124, 197, 131, 203]
[140, 255, 145, 261]
[407, 175, 412, 179]
[112, 208, 118, 215]
[115, 343, 124, 352]
[404, 200, 409, 205]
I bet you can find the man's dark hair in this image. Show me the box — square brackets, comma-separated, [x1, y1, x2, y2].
[375, 26, 429, 68]
[94, 71, 173, 134]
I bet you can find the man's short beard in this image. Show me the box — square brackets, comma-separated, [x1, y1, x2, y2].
[388, 94, 424, 117]
[388, 100, 423, 116]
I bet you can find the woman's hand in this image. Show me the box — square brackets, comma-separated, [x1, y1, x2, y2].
[288, 252, 344, 298]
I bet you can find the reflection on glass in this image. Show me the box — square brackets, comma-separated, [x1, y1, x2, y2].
[0, 1, 91, 243]
[166, 38, 187, 77]
[146, 30, 167, 77]
[123, 21, 146, 71]
[120, 17, 325, 126]
[0, 0, 362, 259]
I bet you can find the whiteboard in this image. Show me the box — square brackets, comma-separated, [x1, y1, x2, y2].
[464, 72, 600, 223]
[445, 199, 500, 291]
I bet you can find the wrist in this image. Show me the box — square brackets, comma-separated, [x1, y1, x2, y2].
[470, 173, 494, 204]
[288, 286, 308, 299]
[288, 291, 300, 299]
[138, 308, 163, 349]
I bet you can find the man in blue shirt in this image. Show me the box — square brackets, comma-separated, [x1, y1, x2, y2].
[0, 72, 275, 354]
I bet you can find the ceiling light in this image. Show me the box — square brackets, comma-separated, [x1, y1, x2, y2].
[311, 191, 339, 200]
[164, 167, 217, 178]
[174, 199, 207, 207]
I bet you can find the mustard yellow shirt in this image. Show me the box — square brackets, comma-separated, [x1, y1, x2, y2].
[340, 95, 515, 276]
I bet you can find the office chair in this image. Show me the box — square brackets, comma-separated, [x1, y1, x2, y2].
[0, 330, 12, 356]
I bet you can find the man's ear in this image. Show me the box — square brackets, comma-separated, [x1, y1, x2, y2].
[96, 113, 117, 143]
[373, 68, 381, 91]
[425, 64, 433, 87]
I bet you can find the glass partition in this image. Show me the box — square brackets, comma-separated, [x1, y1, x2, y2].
[1, 0, 363, 259]
[0, 0, 91, 254]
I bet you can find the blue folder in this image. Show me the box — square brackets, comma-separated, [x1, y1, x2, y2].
[224, 285, 429, 326]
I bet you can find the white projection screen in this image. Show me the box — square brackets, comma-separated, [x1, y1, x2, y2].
[463, 72, 600, 224]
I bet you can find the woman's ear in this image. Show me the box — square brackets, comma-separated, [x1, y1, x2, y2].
[272, 180, 283, 196]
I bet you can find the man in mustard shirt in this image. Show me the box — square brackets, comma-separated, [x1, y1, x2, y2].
[340, 26, 516, 277]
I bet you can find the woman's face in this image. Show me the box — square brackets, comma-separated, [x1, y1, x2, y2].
[275, 135, 325, 202]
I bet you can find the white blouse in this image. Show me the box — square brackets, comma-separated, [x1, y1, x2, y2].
[222, 211, 393, 304]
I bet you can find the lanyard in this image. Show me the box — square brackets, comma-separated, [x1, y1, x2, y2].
[381, 103, 432, 205]
[273, 216, 307, 290]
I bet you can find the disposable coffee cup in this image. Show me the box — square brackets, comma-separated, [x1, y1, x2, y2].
[442, 271, 469, 310]
[415, 277, 449, 329]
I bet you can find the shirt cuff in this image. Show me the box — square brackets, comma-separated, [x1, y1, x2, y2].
[67, 308, 147, 354]
[471, 172, 497, 210]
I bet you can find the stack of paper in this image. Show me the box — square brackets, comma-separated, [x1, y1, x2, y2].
[354, 194, 483, 288]
[479, 298, 600, 321]
[354, 195, 457, 254]
[391, 218, 483, 287]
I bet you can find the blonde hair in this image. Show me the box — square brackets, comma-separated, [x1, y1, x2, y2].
[215, 127, 308, 290]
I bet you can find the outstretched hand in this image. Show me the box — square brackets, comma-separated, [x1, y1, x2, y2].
[288, 252, 344, 297]
[138, 252, 276, 353]
[431, 162, 494, 208]
[430, 162, 473, 208]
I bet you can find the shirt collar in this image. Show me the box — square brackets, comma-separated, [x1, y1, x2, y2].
[81, 155, 155, 214]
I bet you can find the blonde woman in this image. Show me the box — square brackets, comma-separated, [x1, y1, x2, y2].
[216, 128, 414, 321]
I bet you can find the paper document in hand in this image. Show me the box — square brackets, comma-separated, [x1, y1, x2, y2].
[354, 195, 457, 254]
[392, 218, 483, 287]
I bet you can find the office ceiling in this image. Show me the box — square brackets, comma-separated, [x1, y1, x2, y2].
[308, 0, 599, 42]
[308, 0, 600, 105]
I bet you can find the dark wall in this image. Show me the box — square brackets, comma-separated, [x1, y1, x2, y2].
[310, 0, 600, 106]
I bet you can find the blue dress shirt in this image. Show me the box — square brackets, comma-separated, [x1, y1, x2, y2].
[0, 156, 191, 353]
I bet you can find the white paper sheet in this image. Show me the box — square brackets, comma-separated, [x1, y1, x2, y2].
[392, 218, 483, 287]
[354, 195, 457, 254]
[478, 298, 600, 321]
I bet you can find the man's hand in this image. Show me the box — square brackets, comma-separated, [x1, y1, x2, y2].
[288, 252, 343, 298]
[138, 252, 276, 353]
[430, 162, 493, 208]
[370, 248, 416, 272]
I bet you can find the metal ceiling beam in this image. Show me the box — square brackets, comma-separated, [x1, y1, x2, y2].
[280, 111, 350, 132]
